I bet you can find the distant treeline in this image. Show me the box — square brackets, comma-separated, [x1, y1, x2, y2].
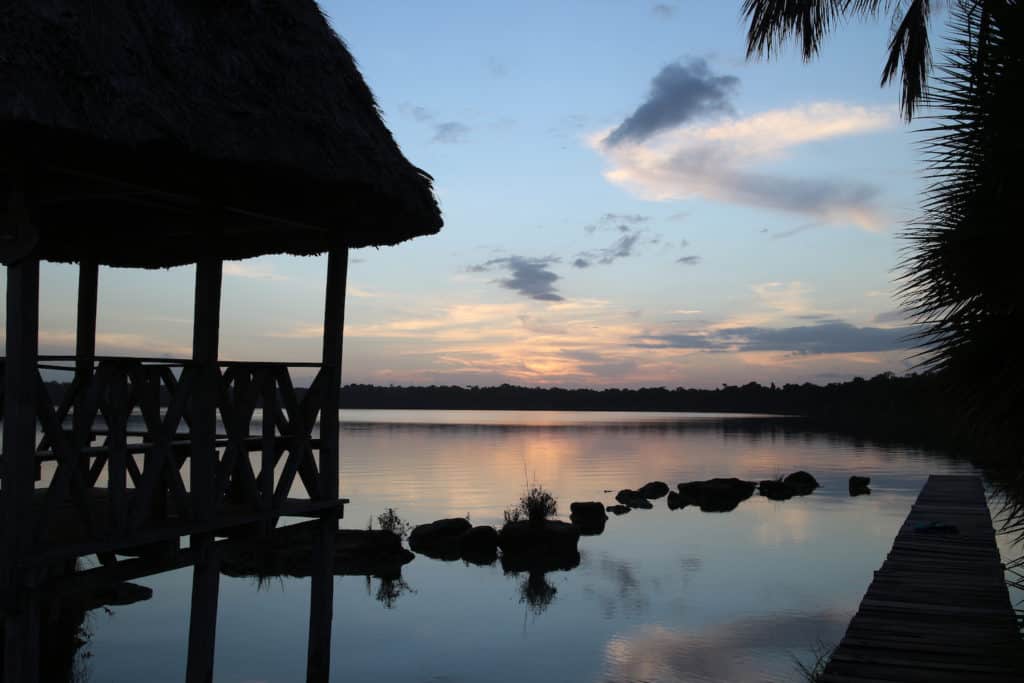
[337, 373, 957, 444]
[44, 371, 957, 446]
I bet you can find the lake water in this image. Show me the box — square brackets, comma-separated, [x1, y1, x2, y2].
[77, 410, 1007, 682]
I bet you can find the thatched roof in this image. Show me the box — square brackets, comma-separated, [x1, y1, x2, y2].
[0, 1, 442, 267]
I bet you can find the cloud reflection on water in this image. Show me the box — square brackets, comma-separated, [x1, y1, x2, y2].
[601, 611, 847, 682]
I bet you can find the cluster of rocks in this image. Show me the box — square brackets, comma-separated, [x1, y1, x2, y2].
[408, 518, 499, 565]
[608, 481, 670, 512]
[389, 470, 871, 577]
[757, 471, 821, 502]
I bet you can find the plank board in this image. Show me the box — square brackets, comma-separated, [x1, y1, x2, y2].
[821, 475, 1022, 682]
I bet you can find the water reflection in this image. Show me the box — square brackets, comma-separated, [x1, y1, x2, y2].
[75, 411, 981, 683]
[602, 611, 848, 682]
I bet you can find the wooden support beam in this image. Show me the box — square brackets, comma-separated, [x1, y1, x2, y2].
[73, 261, 98, 479]
[319, 247, 348, 501]
[306, 511, 337, 683]
[2, 257, 40, 683]
[2, 258, 40, 598]
[191, 258, 222, 522]
[185, 533, 220, 683]
[186, 257, 222, 683]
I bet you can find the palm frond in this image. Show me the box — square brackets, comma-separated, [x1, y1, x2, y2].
[882, 0, 933, 119]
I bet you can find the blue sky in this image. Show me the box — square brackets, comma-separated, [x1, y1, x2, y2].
[6, 1, 938, 388]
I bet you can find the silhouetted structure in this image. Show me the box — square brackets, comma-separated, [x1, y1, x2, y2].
[0, 3, 441, 682]
[822, 476, 1021, 680]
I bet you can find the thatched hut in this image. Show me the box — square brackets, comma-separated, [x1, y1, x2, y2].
[1, 3, 441, 682]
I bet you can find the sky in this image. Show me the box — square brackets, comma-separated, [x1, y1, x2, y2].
[3, 1, 939, 389]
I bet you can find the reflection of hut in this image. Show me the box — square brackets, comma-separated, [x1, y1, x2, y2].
[1, 3, 441, 681]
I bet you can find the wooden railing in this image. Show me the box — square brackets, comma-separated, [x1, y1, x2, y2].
[0, 356, 337, 560]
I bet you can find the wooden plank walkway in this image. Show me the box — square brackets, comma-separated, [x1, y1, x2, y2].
[822, 475, 1022, 682]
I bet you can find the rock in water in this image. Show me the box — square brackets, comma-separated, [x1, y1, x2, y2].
[759, 480, 794, 501]
[606, 504, 631, 515]
[849, 475, 871, 496]
[570, 502, 609, 535]
[459, 525, 499, 565]
[783, 471, 820, 495]
[498, 519, 581, 557]
[677, 478, 757, 512]
[615, 489, 653, 509]
[409, 518, 473, 561]
[666, 490, 685, 510]
[637, 481, 670, 499]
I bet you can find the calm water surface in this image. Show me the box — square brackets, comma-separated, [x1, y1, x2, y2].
[80, 410, 1001, 682]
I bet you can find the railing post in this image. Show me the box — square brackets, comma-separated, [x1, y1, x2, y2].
[2, 256, 40, 683]
[306, 247, 347, 683]
[186, 256, 222, 683]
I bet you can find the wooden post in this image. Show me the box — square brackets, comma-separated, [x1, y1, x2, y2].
[190, 257, 222, 521]
[306, 247, 347, 683]
[185, 257, 222, 683]
[319, 247, 347, 500]
[73, 261, 98, 479]
[2, 257, 40, 682]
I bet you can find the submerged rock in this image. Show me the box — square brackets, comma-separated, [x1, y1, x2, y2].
[783, 471, 820, 495]
[570, 502, 608, 535]
[759, 479, 794, 501]
[637, 481, 670, 499]
[849, 475, 871, 496]
[606, 504, 631, 515]
[615, 489, 653, 509]
[677, 478, 757, 512]
[409, 518, 473, 561]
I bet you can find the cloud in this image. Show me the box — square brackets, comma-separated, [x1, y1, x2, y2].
[583, 213, 650, 234]
[574, 232, 643, 268]
[874, 309, 909, 324]
[605, 59, 739, 146]
[651, 3, 675, 19]
[223, 261, 287, 281]
[470, 256, 564, 301]
[433, 121, 470, 144]
[591, 100, 896, 230]
[676, 255, 700, 265]
[401, 104, 471, 144]
[487, 56, 508, 78]
[638, 320, 914, 354]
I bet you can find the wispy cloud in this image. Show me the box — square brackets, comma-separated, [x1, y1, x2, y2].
[469, 256, 564, 301]
[433, 121, 470, 144]
[400, 103, 471, 144]
[651, 3, 676, 19]
[575, 213, 696, 268]
[592, 61, 896, 230]
[638, 320, 913, 355]
[223, 261, 288, 281]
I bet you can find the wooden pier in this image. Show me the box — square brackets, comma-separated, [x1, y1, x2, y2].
[822, 475, 1021, 682]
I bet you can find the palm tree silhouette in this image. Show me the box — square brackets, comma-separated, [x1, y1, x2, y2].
[743, 0, 940, 121]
